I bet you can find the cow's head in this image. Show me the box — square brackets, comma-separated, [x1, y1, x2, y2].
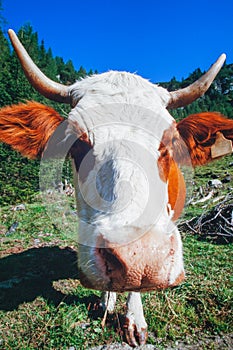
[1, 29, 233, 292]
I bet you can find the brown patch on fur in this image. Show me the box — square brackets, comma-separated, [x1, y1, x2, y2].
[124, 317, 148, 347]
[0, 101, 64, 159]
[168, 160, 186, 221]
[158, 122, 186, 221]
[158, 112, 233, 219]
[158, 122, 175, 182]
[68, 120, 95, 181]
[175, 112, 233, 166]
[69, 120, 92, 145]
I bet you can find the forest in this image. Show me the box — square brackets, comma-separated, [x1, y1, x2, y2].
[0, 16, 233, 205]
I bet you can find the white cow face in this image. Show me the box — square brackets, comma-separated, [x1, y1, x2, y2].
[62, 71, 185, 291]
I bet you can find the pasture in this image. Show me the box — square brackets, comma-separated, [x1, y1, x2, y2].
[0, 156, 232, 349]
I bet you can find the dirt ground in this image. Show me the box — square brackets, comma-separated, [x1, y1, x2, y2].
[89, 333, 233, 349]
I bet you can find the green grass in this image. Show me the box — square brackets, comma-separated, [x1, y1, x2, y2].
[0, 156, 233, 349]
[0, 200, 232, 349]
[180, 154, 233, 221]
[144, 235, 232, 343]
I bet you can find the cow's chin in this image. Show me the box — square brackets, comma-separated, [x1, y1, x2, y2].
[78, 228, 185, 292]
[79, 272, 185, 293]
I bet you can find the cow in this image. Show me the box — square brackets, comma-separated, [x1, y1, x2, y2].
[1, 29, 233, 347]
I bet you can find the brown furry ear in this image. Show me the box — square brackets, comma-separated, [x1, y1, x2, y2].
[174, 112, 233, 166]
[0, 101, 64, 159]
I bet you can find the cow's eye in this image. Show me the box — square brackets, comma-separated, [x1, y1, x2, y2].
[70, 139, 95, 182]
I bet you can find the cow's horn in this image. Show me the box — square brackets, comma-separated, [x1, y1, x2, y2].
[8, 29, 71, 104]
[167, 53, 226, 109]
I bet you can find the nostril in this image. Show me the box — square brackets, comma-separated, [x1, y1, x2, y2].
[98, 248, 124, 274]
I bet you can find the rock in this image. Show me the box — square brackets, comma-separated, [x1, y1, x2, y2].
[33, 238, 41, 246]
[5, 222, 19, 236]
[208, 179, 222, 188]
[12, 204, 26, 211]
[222, 174, 231, 183]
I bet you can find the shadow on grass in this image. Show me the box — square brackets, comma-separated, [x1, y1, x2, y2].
[0, 246, 99, 311]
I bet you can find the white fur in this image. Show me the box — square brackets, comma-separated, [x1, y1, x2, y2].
[68, 71, 171, 112]
[68, 72, 173, 239]
[126, 292, 147, 329]
[100, 291, 117, 313]
[168, 225, 185, 285]
[67, 71, 184, 290]
[125, 292, 148, 346]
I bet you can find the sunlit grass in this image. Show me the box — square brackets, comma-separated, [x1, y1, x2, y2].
[0, 155, 233, 348]
[0, 200, 232, 349]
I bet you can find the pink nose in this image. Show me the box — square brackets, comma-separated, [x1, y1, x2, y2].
[97, 244, 145, 291]
[98, 247, 125, 275]
[92, 231, 185, 292]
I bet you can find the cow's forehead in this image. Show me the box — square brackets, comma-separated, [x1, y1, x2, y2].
[69, 71, 170, 110]
[68, 71, 174, 142]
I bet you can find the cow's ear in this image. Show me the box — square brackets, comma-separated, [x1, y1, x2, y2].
[0, 101, 64, 159]
[174, 112, 233, 166]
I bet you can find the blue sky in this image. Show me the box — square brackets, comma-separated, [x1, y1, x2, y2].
[2, 0, 233, 83]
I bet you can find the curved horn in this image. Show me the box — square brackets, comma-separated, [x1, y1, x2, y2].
[8, 29, 71, 104]
[167, 54, 226, 109]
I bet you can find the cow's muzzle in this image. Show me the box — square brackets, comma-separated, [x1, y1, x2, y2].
[79, 230, 185, 292]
